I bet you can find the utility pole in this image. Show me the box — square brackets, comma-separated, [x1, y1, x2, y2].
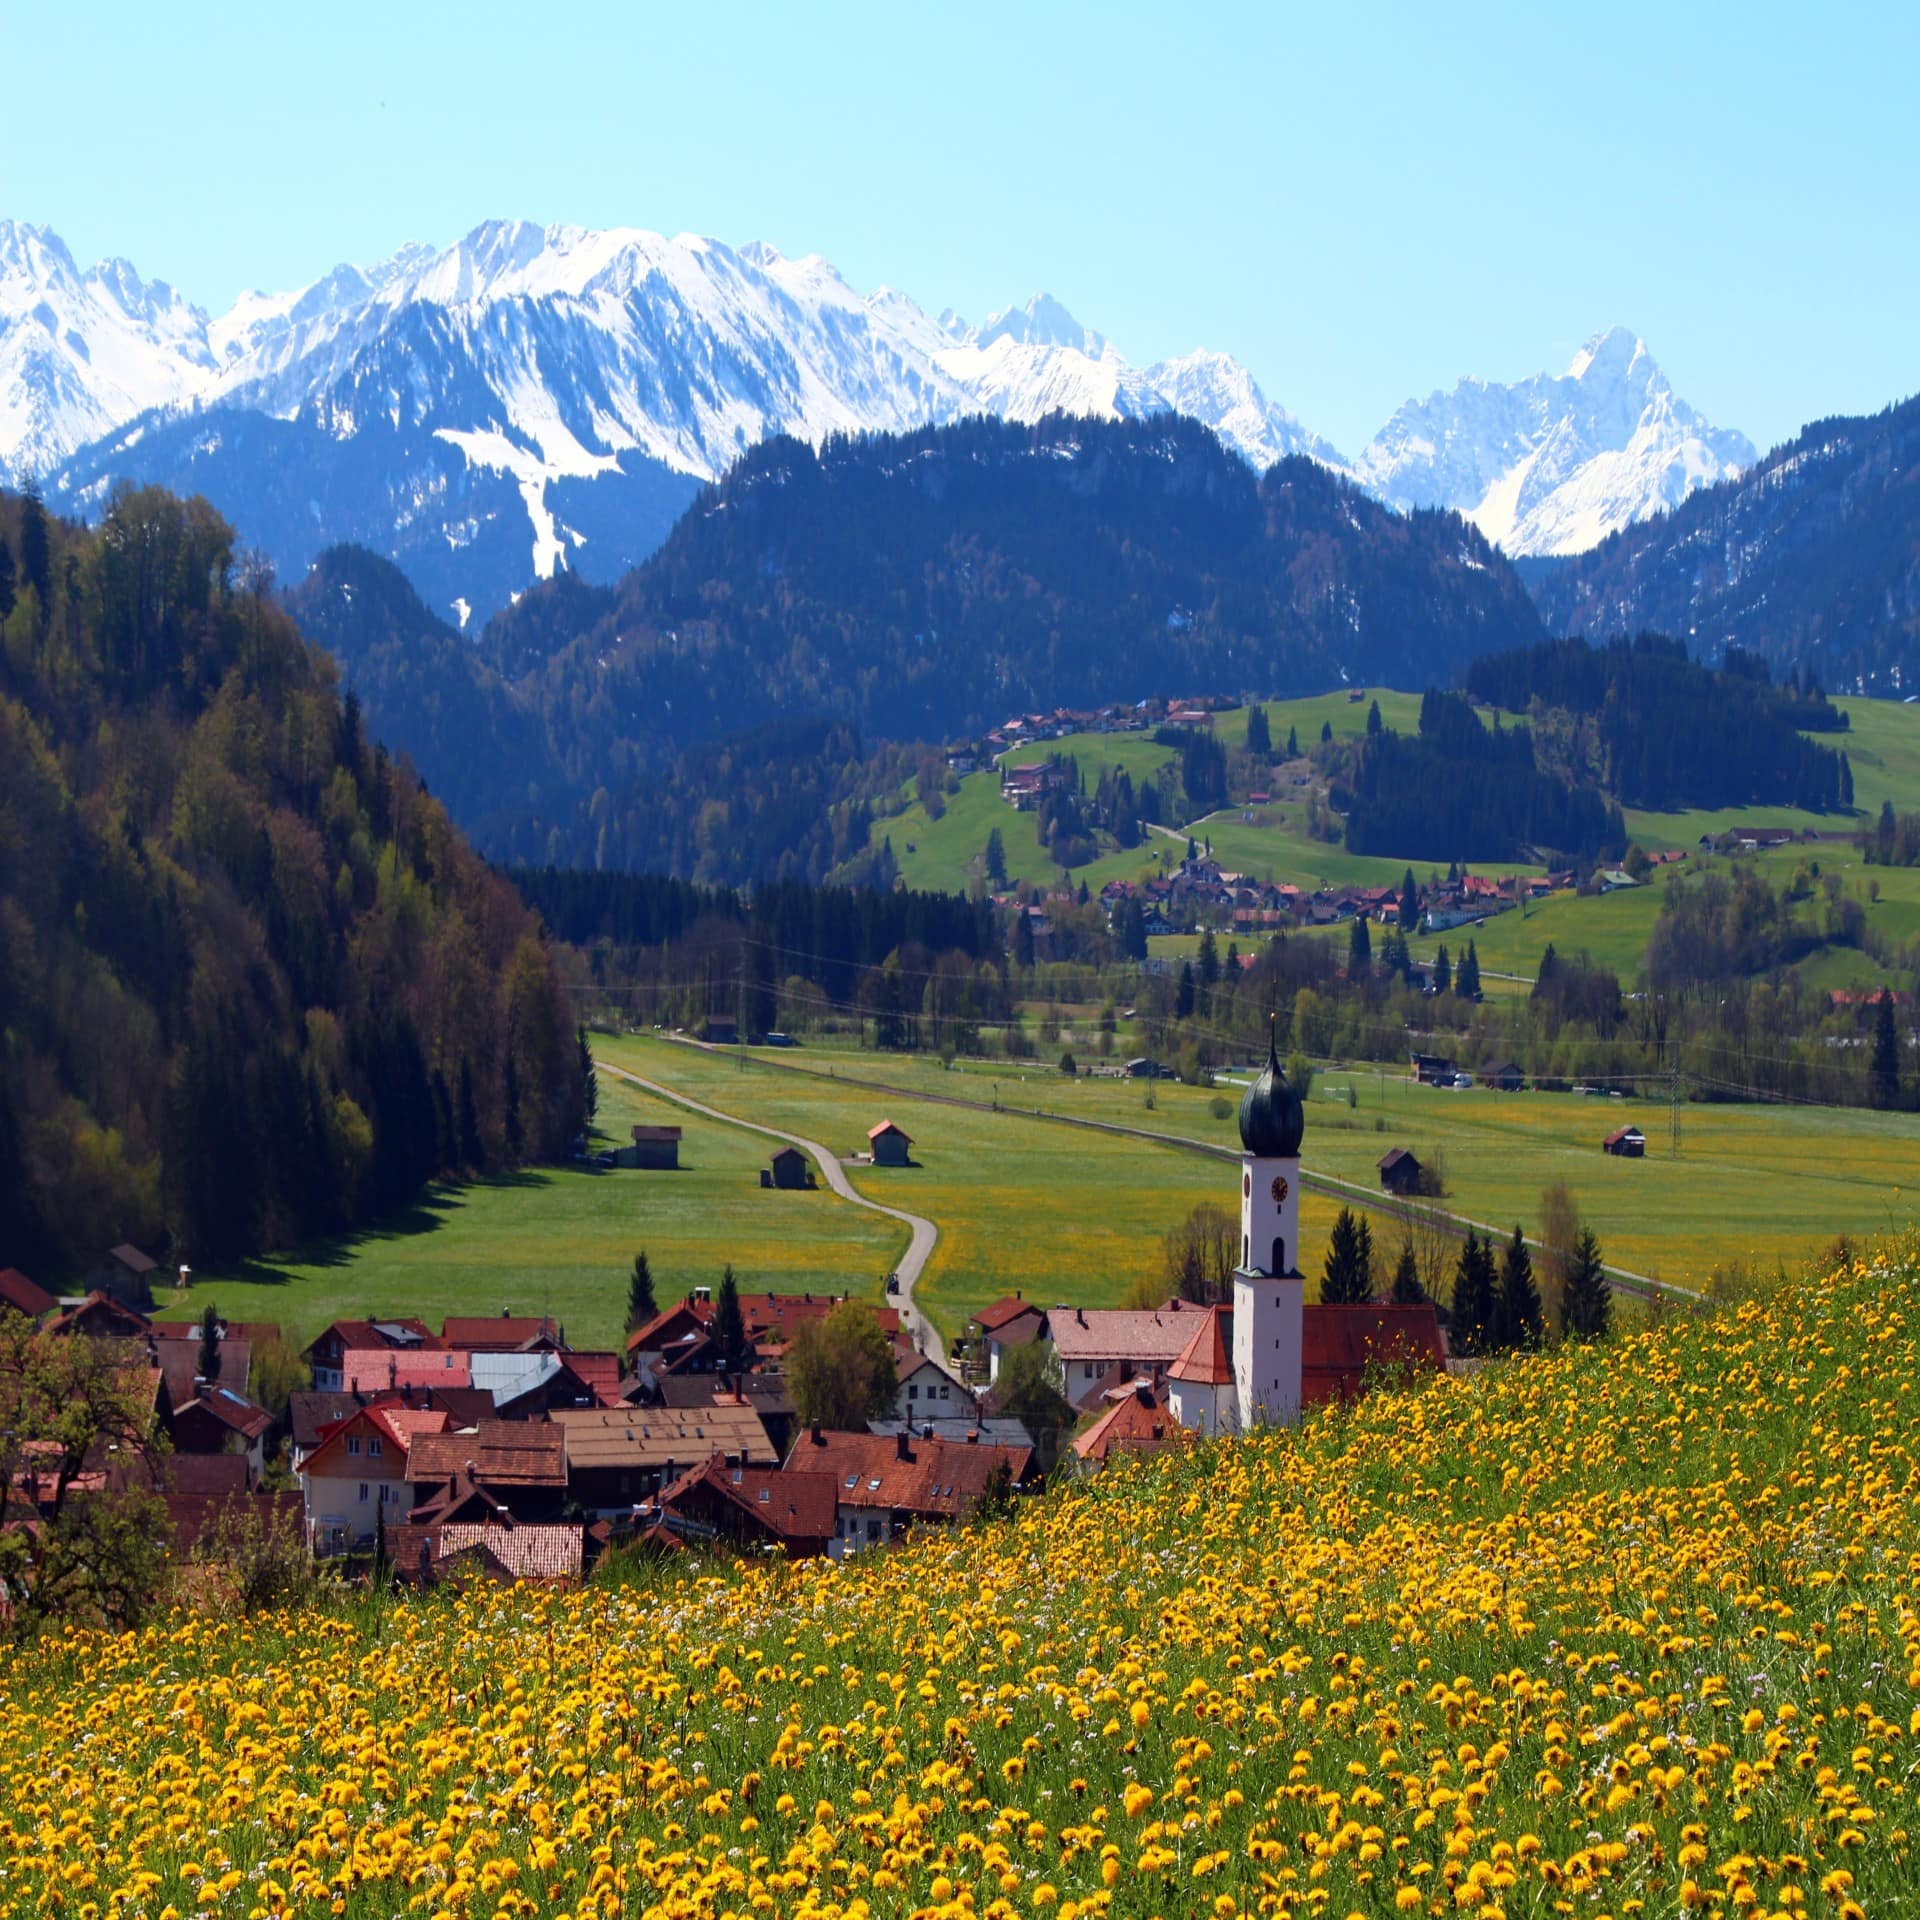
[1669, 1061, 1682, 1158]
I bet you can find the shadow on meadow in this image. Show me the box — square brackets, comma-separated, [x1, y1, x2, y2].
[198, 1166, 593, 1290]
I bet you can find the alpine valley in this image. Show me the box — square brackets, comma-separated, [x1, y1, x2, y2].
[3, 215, 1752, 625]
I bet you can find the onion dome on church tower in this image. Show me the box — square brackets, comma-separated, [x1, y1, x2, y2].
[1238, 1020, 1304, 1157]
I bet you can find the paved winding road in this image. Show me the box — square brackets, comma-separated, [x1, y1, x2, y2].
[598, 1060, 946, 1364]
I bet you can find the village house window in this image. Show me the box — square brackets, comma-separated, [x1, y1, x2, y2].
[358, 1483, 369, 1502]
[369, 1438, 382, 1457]
[347, 1436, 361, 1456]
[908, 1384, 919, 1400]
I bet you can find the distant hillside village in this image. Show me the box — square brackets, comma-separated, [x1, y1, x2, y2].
[2, 1055, 1462, 1595]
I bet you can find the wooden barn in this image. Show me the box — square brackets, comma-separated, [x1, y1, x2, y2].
[617, 1124, 682, 1170]
[867, 1120, 914, 1167]
[1602, 1126, 1646, 1158]
[765, 1145, 810, 1190]
[1376, 1147, 1424, 1196]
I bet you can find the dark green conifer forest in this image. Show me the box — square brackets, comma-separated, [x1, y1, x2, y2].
[0, 486, 585, 1277]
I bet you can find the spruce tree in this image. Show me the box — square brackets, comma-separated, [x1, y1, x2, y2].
[1367, 698, 1384, 736]
[1348, 913, 1372, 976]
[713, 1265, 749, 1375]
[577, 1027, 598, 1130]
[1390, 1237, 1427, 1305]
[1399, 868, 1419, 929]
[1175, 961, 1196, 1020]
[1434, 945, 1452, 995]
[1450, 1229, 1496, 1356]
[504, 1052, 524, 1161]
[1286, 724, 1300, 757]
[18, 480, 51, 610]
[196, 1304, 223, 1385]
[0, 535, 14, 624]
[1014, 906, 1035, 969]
[1320, 1207, 1372, 1304]
[1457, 941, 1481, 1000]
[985, 827, 1008, 888]
[1320, 720, 1333, 744]
[1560, 1226, 1612, 1343]
[1245, 704, 1271, 755]
[1496, 1224, 1543, 1351]
[1871, 993, 1900, 1109]
[627, 1251, 657, 1334]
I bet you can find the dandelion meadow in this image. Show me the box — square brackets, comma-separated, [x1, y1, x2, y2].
[6, 1245, 1918, 1920]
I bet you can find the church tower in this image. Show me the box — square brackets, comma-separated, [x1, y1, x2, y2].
[1231, 1022, 1305, 1429]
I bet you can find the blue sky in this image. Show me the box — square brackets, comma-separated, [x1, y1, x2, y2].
[9, 0, 1915, 456]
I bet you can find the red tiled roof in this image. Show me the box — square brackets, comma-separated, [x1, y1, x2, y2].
[1046, 1305, 1200, 1367]
[659, 1453, 838, 1545]
[1301, 1303, 1446, 1404]
[441, 1315, 562, 1351]
[174, 1385, 273, 1442]
[303, 1404, 451, 1476]
[405, 1422, 567, 1489]
[784, 1428, 1032, 1519]
[389, 1521, 584, 1583]
[559, 1352, 625, 1405]
[42, 1291, 153, 1339]
[0, 1269, 57, 1320]
[1072, 1382, 1186, 1464]
[340, 1349, 473, 1393]
[971, 1295, 1037, 1334]
[303, 1317, 442, 1360]
[1167, 1308, 1233, 1387]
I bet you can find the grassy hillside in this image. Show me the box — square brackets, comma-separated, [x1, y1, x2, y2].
[605, 1037, 1919, 1321]
[154, 1070, 906, 1351]
[11, 1241, 1918, 1917]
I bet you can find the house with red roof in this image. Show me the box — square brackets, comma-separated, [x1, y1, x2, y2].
[970, 1293, 1047, 1385]
[0, 1269, 56, 1322]
[657, 1453, 837, 1558]
[1165, 1307, 1236, 1435]
[340, 1347, 474, 1395]
[441, 1312, 566, 1352]
[784, 1426, 1036, 1557]
[388, 1519, 585, 1586]
[1071, 1379, 1188, 1470]
[297, 1403, 451, 1555]
[303, 1317, 442, 1392]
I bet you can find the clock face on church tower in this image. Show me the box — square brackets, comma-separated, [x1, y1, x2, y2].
[1270, 1175, 1289, 1204]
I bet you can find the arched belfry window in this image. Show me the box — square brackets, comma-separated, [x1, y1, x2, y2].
[1271, 1237, 1285, 1276]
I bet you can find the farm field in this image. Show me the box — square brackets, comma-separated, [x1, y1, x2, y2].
[153, 1071, 905, 1351]
[636, 1036, 1920, 1304]
[10, 1241, 1919, 1919]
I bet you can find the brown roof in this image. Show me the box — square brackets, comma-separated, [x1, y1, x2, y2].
[659, 1453, 838, 1545]
[630, 1124, 683, 1143]
[303, 1317, 443, 1360]
[162, 1490, 301, 1556]
[441, 1314, 564, 1351]
[173, 1384, 274, 1442]
[107, 1244, 157, 1274]
[1045, 1305, 1201, 1367]
[1377, 1147, 1420, 1172]
[389, 1521, 584, 1584]
[867, 1120, 912, 1143]
[157, 1338, 252, 1405]
[161, 1453, 251, 1497]
[42, 1291, 153, 1339]
[784, 1427, 1033, 1520]
[0, 1269, 56, 1320]
[1301, 1303, 1447, 1404]
[972, 1295, 1037, 1334]
[550, 1404, 777, 1471]
[406, 1422, 567, 1489]
[1603, 1126, 1645, 1147]
[1167, 1307, 1234, 1386]
[1072, 1382, 1187, 1464]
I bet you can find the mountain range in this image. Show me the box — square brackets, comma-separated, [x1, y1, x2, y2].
[1525, 393, 1920, 697]
[2, 216, 1752, 624]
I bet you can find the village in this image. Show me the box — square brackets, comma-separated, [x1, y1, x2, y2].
[0, 1048, 1456, 1590]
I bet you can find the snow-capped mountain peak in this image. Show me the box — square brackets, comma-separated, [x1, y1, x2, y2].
[969, 293, 1107, 357]
[1355, 326, 1754, 555]
[0, 218, 215, 483]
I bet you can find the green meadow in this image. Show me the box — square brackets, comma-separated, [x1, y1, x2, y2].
[155, 1069, 906, 1352]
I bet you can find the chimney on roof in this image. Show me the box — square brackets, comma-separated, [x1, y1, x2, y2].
[966, 1426, 978, 1444]
[810, 1421, 822, 1444]
[895, 1430, 911, 1461]
[501, 1307, 510, 1317]
[1076, 1308, 1086, 1326]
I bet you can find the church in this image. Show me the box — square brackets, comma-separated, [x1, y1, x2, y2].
[1163, 1030, 1445, 1436]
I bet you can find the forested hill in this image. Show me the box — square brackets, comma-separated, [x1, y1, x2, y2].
[1523, 393, 1920, 693]
[549, 413, 1546, 745]
[287, 413, 1548, 880]
[0, 485, 585, 1279]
